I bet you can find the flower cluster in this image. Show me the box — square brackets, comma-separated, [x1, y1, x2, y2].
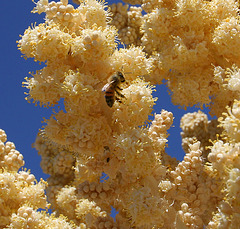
[0, 129, 80, 228]
[109, 3, 142, 46]
[110, 0, 240, 117]
[0, 129, 24, 171]
[180, 110, 222, 160]
[12, 0, 240, 228]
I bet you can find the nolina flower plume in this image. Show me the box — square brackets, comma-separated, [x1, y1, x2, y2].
[1, 0, 238, 228]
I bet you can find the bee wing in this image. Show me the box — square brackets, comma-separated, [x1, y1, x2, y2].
[102, 81, 114, 92]
[102, 83, 110, 92]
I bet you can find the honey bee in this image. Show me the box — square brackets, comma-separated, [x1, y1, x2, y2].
[102, 71, 126, 107]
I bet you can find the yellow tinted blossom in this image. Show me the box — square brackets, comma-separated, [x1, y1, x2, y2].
[14, 0, 240, 228]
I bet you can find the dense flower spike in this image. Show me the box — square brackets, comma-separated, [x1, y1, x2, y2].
[15, 0, 240, 228]
[218, 99, 240, 142]
[180, 111, 222, 160]
[171, 142, 211, 228]
[0, 129, 51, 228]
[149, 110, 173, 151]
[109, 4, 143, 46]
[9, 205, 79, 229]
[110, 0, 240, 113]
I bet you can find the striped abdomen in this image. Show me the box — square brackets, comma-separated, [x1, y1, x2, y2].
[104, 85, 115, 107]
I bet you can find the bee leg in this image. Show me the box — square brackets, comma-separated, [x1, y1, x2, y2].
[116, 90, 125, 98]
[116, 97, 122, 103]
[116, 86, 123, 90]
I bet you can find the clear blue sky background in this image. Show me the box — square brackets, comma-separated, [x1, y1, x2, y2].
[0, 0, 212, 181]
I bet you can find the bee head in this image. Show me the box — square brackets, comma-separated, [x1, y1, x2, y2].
[117, 71, 125, 82]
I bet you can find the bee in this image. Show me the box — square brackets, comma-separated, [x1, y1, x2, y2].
[102, 71, 126, 107]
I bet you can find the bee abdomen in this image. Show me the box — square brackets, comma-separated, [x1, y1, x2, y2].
[105, 95, 114, 107]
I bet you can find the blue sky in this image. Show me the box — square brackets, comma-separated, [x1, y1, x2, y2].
[0, 0, 211, 181]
